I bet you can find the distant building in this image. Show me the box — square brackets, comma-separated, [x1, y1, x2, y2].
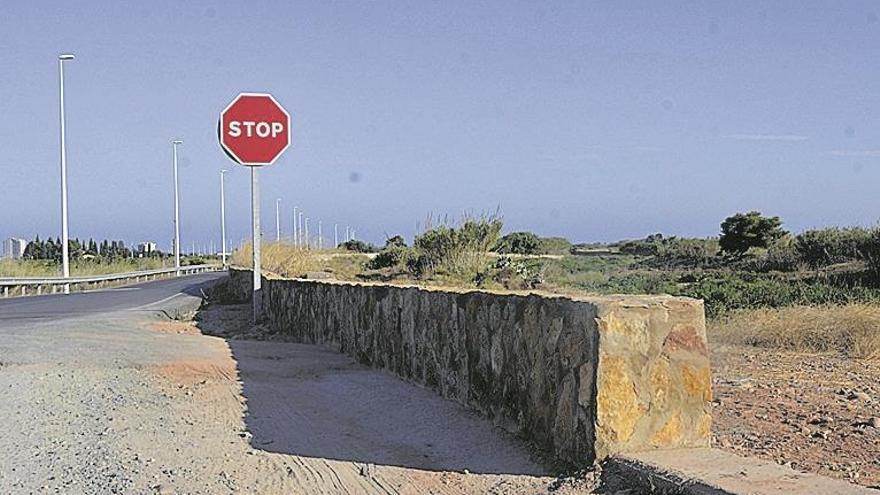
[138, 241, 157, 255]
[3, 238, 27, 260]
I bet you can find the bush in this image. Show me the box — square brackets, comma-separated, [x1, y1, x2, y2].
[384, 235, 407, 249]
[619, 238, 661, 256]
[367, 246, 414, 270]
[495, 232, 540, 255]
[742, 244, 802, 272]
[795, 227, 873, 268]
[408, 214, 503, 281]
[339, 239, 378, 253]
[864, 228, 880, 278]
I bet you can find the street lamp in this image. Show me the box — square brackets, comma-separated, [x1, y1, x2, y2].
[304, 217, 309, 249]
[220, 169, 228, 267]
[298, 211, 303, 246]
[275, 198, 281, 242]
[318, 221, 322, 250]
[292, 206, 298, 248]
[58, 53, 75, 293]
[172, 139, 183, 276]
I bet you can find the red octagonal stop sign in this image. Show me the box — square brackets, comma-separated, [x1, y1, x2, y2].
[219, 93, 291, 166]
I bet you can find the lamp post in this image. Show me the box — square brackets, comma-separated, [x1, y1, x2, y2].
[172, 139, 183, 275]
[220, 169, 228, 267]
[292, 206, 298, 248]
[275, 198, 281, 241]
[58, 53, 75, 293]
[304, 217, 310, 249]
[298, 211, 303, 247]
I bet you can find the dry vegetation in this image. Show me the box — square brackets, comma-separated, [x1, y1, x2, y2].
[0, 258, 169, 278]
[709, 304, 880, 359]
[230, 241, 369, 280]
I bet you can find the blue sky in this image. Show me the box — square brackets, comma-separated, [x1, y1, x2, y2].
[1, 1, 879, 250]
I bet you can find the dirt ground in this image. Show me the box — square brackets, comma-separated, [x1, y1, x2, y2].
[0, 294, 600, 494]
[711, 345, 880, 489]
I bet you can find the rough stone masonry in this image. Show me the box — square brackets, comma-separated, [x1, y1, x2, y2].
[228, 269, 712, 467]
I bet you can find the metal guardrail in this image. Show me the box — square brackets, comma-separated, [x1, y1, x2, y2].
[0, 264, 221, 298]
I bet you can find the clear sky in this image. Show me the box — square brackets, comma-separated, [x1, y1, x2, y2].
[1, 1, 878, 250]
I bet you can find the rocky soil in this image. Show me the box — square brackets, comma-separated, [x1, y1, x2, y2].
[711, 345, 880, 489]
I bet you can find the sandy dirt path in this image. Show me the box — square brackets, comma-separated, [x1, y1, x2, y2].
[0, 296, 596, 494]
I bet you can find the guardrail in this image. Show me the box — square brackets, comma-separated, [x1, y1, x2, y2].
[0, 264, 221, 298]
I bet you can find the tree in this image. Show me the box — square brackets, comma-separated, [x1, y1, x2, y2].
[719, 211, 787, 255]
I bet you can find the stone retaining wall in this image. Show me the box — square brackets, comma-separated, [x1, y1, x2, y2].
[227, 268, 711, 466]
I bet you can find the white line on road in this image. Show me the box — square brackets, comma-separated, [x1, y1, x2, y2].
[129, 293, 187, 311]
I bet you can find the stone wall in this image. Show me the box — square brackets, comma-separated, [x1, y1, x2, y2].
[227, 268, 711, 466]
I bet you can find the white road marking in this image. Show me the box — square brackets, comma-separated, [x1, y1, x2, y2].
[129, 293, 187, 311]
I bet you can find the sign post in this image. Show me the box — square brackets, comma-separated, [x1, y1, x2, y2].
[219, 93, 291, 322]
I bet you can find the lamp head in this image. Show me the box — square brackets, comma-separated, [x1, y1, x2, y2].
[59, 54, 75, 60]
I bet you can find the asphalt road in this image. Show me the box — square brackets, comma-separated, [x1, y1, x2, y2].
[0, 272, 225, 323]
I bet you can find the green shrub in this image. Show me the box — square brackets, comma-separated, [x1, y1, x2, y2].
[619, 238, 661, 256]
[339, 239, 378, 253]
[864, 228, 880, 278]
[742, 244, 802, 272]
[384, 235, 407, 249]
[795, 227, 873, 268]
[495, 231, 541, 255]
[409, 214, 503, 281]
[367, 246, 414, 270]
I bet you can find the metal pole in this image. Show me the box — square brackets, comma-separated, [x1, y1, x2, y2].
[275, 198, 281, 242]
[58, 54, 74, 294]
[298, 212, 303, 247]
[292, 206, 298, 248]
[220, 169, 228, 267]
[172, 140, 182, 276]
[318, 221, 322, 249]
[304, 218, 310, 249]
[251, 167, 262, 322]
[334, 223, 338, 248]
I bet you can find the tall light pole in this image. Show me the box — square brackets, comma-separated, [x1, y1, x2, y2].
[334, 223, 338, 248]
[292, 206, 298, 248]
[172, 139, 183, 275]
[304, 217, 310, 249]
[275, 198, 281, 242]
[58, 53, 75, 294]
[220, 169, 228, 267]
[318, 221, 323, 249]
[298, 211, 304, 247]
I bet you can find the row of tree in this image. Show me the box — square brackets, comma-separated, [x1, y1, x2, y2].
[22, 237, 161, 261]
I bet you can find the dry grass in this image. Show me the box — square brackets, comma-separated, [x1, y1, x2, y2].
[708, 304, 880, 359]
[230, 241, 368, 279]
[0, 258, 168, 278]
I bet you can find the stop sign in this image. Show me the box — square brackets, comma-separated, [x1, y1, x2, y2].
[219, 93, 291, 166]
